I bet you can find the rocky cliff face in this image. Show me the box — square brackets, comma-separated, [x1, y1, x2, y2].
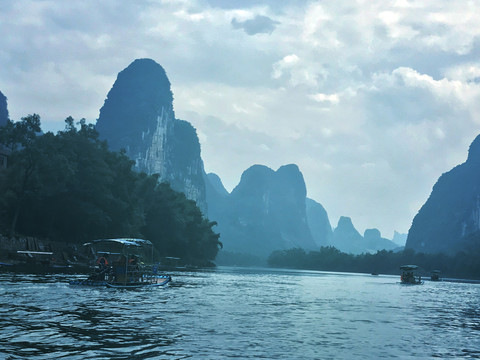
[406, 135, 480, 254]
[95, 59, 207, 211]
[0, 91, 8, 127]
[207, 164, 318, 257]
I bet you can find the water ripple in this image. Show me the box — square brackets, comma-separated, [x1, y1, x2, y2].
[1, 270, 479, 359]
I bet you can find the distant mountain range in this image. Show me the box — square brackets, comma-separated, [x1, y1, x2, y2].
[0, 59, 419, 259]
[62, 59, 412, 258]
[328, 216, 399, 255]
[206, 165, 402, 257]
[205, 164, 318, 257]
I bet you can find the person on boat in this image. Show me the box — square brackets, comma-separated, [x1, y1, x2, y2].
[88, 254, 111, 280]
[97, 255, 109, 267]
[128, 255, 140, 282]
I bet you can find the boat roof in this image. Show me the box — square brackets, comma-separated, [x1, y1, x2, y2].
[400, 265, 418, 270]
[83, 238, 153, 247]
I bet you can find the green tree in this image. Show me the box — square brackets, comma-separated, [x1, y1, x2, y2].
[0, 114, 41, 235]
[0, 114, 222, 266]
[142, 182, 221, 266]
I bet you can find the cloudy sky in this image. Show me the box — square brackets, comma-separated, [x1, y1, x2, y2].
[1, 0, 480, 240]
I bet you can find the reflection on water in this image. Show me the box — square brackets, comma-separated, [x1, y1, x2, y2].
[1, 268, 479, 359]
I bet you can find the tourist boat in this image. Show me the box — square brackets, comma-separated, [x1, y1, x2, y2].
[430, 270, 441, 281]
[69, 238, 171, 289]
[400, 265, 423, 285]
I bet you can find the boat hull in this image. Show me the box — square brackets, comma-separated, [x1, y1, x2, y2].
[69, 275, 171, 288]
[69, 279, 108, 286]
[400, 281, 424, 285]
[105, 275, 171, 289]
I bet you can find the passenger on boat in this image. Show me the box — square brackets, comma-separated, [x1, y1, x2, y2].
[97, 255, 109, 267]
[89, 257, 111, 281]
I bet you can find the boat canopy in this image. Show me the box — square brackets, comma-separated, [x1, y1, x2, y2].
[83, 238, 153, 247]
[83, 238, 155, 263]
[400, 265, 418, 271]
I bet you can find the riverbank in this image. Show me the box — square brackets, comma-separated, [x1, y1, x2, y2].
[0, 234, 91, 273]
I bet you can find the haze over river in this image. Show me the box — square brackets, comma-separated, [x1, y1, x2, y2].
[1, 267, 479, 359]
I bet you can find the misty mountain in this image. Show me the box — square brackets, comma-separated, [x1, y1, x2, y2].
[306, 198, 333, 247]
[331, 216, 364, 254]
[331, 217, 398, 254]
[95, 58, 207, 211]
[363, 228, 398, 252]
[0, 91, 8, 127]
[204, 172, 229, 227]
[206, 165, 401, 258]
[206, 172, 229, 197]
[206, 164, 319, 258]
[406, 134, 480, 254]
[392, 231, 407, 246]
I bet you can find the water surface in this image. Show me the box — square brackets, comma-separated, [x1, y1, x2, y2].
[1, 267, 479, 359]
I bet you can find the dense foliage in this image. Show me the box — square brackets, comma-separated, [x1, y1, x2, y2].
[0, 115, 221, 266]
[268, 247, 480, 280]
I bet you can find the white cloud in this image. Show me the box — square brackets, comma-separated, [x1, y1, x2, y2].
[271, 54, 299, 79]
[309, 93, 340, 104]
[271, 54, 328, 87]
[371, 67, 480, 121]
[444, 63, 480, 83]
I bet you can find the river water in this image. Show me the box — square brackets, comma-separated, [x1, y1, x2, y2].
[1, 267, 479, 359]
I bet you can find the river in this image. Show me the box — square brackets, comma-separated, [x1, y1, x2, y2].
[1, 267, 479, 359]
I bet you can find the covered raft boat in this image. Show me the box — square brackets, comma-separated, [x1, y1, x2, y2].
[69, 238, 171, 289]
[400, 265, 423, 285]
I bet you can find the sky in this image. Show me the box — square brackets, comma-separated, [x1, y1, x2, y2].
[1, 0, 480, 240]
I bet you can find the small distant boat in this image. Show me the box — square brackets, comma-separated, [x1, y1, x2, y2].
[400, 265, 423, 285]
[0, 251, 78, 274]
[430, 270, 441, 281]
[69, 238, 171, 289]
